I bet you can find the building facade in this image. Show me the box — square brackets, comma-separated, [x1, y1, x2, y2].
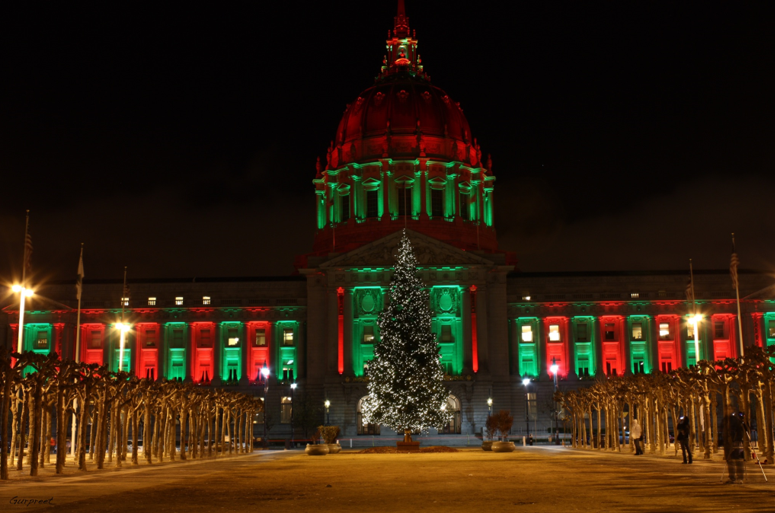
[3, 5, 774, 441]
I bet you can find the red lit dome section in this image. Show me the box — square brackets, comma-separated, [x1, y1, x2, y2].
[310, 2, 498, 257]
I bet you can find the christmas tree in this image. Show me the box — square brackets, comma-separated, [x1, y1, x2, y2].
[361, 231, 451, 439]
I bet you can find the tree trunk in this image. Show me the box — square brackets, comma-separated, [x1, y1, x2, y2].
[179, 408, 187, 461]
[78, 389, 91, 470]
[0, 374, 13, 480]
[29, 380, 43, 476]
[9, 389, 19, 470]
[144, 402, 153, 465]
[764, 380, 774, 464]
[16, 388, 28, 471]
[132, 406, 139, 465]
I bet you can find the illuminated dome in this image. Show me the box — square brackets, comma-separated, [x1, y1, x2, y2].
[310, 1, 498, 257]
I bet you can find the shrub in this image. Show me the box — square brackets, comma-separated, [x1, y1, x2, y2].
[485, 414, 499, 441]
[493, 410, 513, 441]
[317, 425, 341, 444]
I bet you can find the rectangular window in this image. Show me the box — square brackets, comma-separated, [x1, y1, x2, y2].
[714, 321, 725, 339]
[121, 297, 130, 307]
[397, 186, 410, 216]
[36, 331, 48, 349]
[440, 325, 453, 342]
[431, 189, 443, 217]
[145, 330, 157, 347]
[175, 297, 184, 306]
[632, 322, 643, 340]
[687, 322, 695, 340]
[255, 329, 266, 346]
[576, 323, 589, 342]
[659, 322, 671, 340]
[521, 325, 533, 342]
[227, 328, 239, 346]
[661, 361, 673, 373]
[549, 324, 561, 342]
[89, 331, 102, 349]
[769, 320, 775, 338]
[604, 323, 615, 341]
[283, 328, 294, 346]
[631, 292, 640, 299]
[148, 297, 156, 306]
[200, 329, 212, 347]
[202, 296, 211, 305]
[173, 329, 184, 346]
[363, 325, 375, 344]
[459, 191, 469, 221]
[340, 194, 350, 222]
[366, 190, 379, 218]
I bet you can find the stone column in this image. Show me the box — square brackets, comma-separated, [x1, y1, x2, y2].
[567, 318, 576, 379]
[475, 284, 490, 376]
[462, 286, 472, 374]
[594, 317, 604, 377]
[239, 321, 249, 385]
[212, 322, 222, 385]
[537, 319, 548, 379]
[185, 323, 193, 383]
[344, 288, 354, 377]
[621, 316, 631, 377]
[158, 323, 166, 381]
[327, 287, 340, 376]
[650, 317, 660, 374]
[509, 319, 520, 377]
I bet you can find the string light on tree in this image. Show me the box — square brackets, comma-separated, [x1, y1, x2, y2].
[361, 231, 451, 440]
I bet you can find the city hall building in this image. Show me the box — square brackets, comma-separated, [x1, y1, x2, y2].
[3, 6, 774, 441]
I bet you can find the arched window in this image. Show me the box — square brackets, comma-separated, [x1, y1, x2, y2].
[356, 396, 381, 435]
[280, 397, 292, 424]
[440, 395, 461, 434]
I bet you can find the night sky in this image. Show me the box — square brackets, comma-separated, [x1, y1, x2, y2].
[3, 1, 774, 285]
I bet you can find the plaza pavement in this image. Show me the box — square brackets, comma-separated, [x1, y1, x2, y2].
[1, 446, 773, 512]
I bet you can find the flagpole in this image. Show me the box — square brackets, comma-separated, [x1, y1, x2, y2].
[731, 233, 745, 357]
[690, 258, 700, 363]
[119, 266, 127, 371]
[17, 210, 31, 353]
[71, 243, 84, 457]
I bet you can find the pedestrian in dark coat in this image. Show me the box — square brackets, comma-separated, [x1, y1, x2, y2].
[676, 416, 692, 464]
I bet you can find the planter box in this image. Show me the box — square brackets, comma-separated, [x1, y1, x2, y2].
[482, 441, 493, 451]
[396, 442, 420, 453]
[327, 443, 342, 454]
[305, 444, 329, 456]
[492, 441, 516, 453]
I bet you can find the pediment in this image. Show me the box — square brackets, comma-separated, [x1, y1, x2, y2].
[320, 230, 495, 269]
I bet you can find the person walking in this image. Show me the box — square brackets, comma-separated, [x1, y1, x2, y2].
[677, 416, 692, 464]
[631, 419, 643, 455]
[723, 411, 746, 484]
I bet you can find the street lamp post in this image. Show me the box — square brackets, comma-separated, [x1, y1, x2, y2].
[115, 323, 131, 372]
[522, 378, 531, 443]
[324, 399, 331, 426]
[690, 314, 702, 366]
[550, 360, 559, 445]
[261, 363, 270, 450]
[487, 397, 493, 415]
[11, 285, 34, 353]
[290, 382, 297, 447]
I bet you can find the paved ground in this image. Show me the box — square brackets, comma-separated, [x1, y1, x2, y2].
[1, 446, 773, 512]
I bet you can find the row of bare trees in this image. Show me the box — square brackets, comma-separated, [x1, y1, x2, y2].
[0, 351, 263, 480]
[556, 345, 775, 462]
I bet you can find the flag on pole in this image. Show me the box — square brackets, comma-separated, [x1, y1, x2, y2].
[730, 251, 740, 290]
[685, 278, 694, 302]
[76, 246, 85, 301]
[23, 231, 33, 276]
